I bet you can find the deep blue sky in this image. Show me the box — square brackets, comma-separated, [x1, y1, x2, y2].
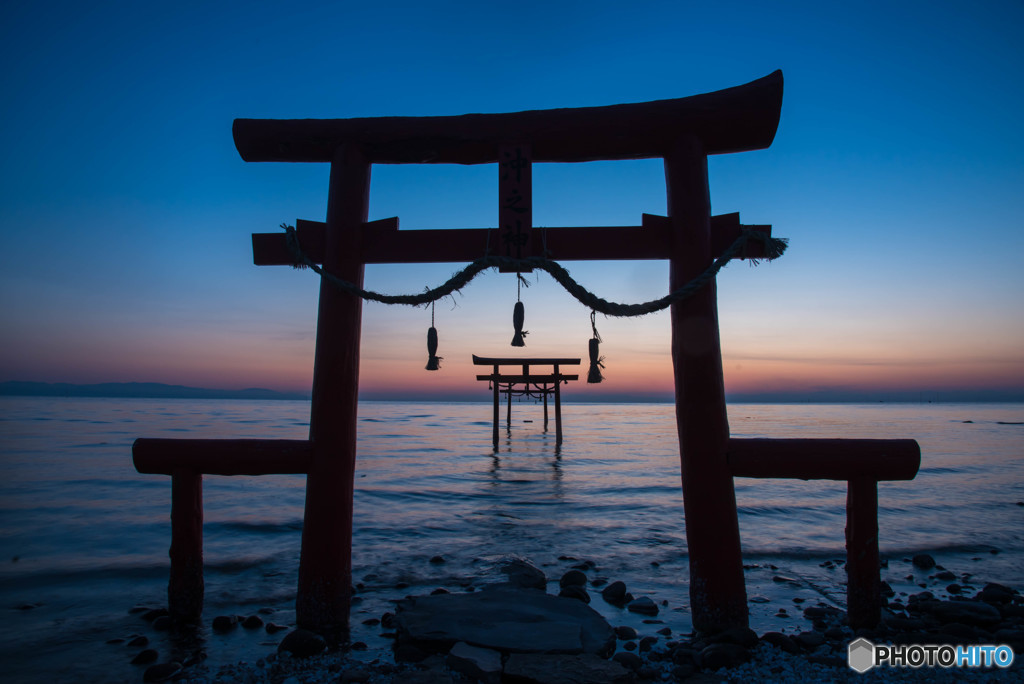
[2, 1, 1022, 401]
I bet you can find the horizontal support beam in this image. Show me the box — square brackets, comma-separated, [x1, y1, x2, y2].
[133, 438, 313, 476]
[477, 375, 579, 383]
[253, 214, 772, 266]
[473, 355, 581, 366]
[234, 71, 782, 163]
[727, 438, 920, 481]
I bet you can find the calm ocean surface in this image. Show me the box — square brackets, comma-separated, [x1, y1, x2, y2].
[1, 397, 1022, 682]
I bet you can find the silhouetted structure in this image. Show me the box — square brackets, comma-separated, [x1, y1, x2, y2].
[472, 355, 580, 447]
[133, 70, 921, 634]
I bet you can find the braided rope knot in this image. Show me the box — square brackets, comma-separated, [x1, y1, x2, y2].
[281, 223, 786, 317]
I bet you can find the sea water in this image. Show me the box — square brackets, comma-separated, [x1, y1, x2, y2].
[0, 398, 1021, 682]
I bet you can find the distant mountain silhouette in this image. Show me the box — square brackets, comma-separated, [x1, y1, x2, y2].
[0, 381, 309, 401]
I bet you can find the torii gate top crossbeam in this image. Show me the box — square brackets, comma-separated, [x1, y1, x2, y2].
[233, 71, 782, 164]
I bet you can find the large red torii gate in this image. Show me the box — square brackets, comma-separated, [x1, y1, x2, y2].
[133, 70, 921, 635]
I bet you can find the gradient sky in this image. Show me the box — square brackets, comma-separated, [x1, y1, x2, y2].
[2, 1, 1022, 401]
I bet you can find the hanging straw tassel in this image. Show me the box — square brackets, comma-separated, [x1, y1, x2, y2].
[511, 301, 527, 346]
[587, 310, 605, 383]
[425, 326, 441, 370]
[425, 302, 442, 370]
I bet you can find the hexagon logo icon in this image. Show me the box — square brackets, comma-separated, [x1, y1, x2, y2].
[848, 637, 875, 673]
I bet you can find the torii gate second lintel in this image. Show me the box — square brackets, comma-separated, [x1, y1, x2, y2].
[133, 69, 923, 637]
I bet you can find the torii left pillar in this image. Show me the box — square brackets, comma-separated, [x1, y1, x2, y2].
[296, 144, 368, 630]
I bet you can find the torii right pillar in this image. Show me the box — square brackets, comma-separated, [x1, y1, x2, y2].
[667, 135, 749, 632]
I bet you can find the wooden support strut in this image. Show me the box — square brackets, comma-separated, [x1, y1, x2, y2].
[296, 144, 369, 631]
[728, 437, 920, 628]
[667, 135, 749, 633]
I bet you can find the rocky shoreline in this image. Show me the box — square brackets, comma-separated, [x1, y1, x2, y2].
[111, 554, 1023, 683]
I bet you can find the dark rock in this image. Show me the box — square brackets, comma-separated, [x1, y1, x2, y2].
[394, 642, 430, 662]
[700, 642, 750, 670]
[362, 617, 381, 626]
[979, 582, 1016, 604]
[942, 622, 980, 639]
[429, 588, 449, 595]
[141, 608, 168, 622]
[671, 663, 696, 680]
[612, 650, 643, 672]
[242, 615, 264, 629]
[341, 670, 372, 684]
[824, 626, 846, 641]
[760, 631, 799, 654]
[151, 615, 172, 631]
[600, 581, 628, 605]
[627, 596, 659, 616]
[558, 585, 590, 603]
[500, 559, 547, 590]
[639, 665, 661, 679]
[614, 625, 637, 640]
[277, 628, 327, 658]
[559, 569, 588, 588]
[128, 635, 149, 647]
[947, 583, 962, 595]
[879, 581, 895, 597]
[622, 641, 636, 651]
[350, 641, 367, 651]
[936, 570, 957, 581]
[504, 653, 632, 684]
[265, 622, 287, 634]
[912, 553, 936, 570]
[710, 626, 758, 648]
[930, 600, 1001, 627]
[106, 638, 125, 644]
[638, 636, 658, 652]
[429, 555, 445, 564]
[447, 641, 502, 684]
[395, 585, 615, 656]
[793, 631, 826, 650]
[657, 626, 672, 636]
[131, 649, 159, 665]
[212, 615, 237, 633]
[143, 662, 181, 682]
[806, 655, 845, 667]
[381, 611, 396, 628]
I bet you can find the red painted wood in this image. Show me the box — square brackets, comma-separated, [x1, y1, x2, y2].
[846, 478, 881, 628]
[233, 71, 782, 163]
[554, 373, 563, 444]
[133, 438, 312, 475]
[251, 214, 771, 266]
[296, 144, 370, 631]
[492, 379, 500, 449]
[666, 136, 748, 632]
[473, 355, 580, 366]
[169, 469, 203, 621]
[728, 438, 920, 481]
[475, 374, 579, 383]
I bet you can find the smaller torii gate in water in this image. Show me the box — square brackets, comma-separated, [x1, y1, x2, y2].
[472, 355, 581, 448]
[133, 70, 921, 635]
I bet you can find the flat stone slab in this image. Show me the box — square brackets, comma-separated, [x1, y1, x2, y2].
[395, 585, 615, 656]
[503, 653, 632, 684]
